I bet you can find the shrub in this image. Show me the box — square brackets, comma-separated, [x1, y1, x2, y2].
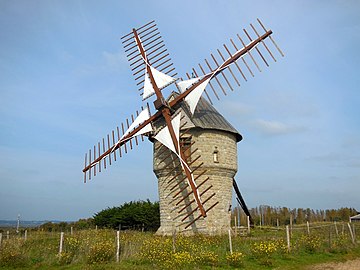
[330, 234, 350, 254]
[57, 251, 73, 265]
[298, 235, 321, 253]
[251, 240, 278, 266]
[66, 236, 81, 253]
[274, 238, 289, 254]
[226, 251, 244, 267]
[87, 241, 114, 264]
[139, 237, 172, 265]
[93, 200, 160, 231]
[195, 250, 219, 266]
[171, 251, 193, 268]
[139, 235, 219, 268]
[0, 239, 27, 267]
[56, 236, 81, 265]
[251, 240, 278, 257]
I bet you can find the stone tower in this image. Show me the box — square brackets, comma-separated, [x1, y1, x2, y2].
[152, 94, 242, 235]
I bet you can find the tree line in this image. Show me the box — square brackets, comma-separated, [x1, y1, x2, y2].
[92, 199, 160, 231]
[34, 201, 357, 232]
[232, 205, 358, 227]
[37, 200, 159, 232]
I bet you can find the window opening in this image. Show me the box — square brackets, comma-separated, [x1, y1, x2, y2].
[213, 147, 219, 163]
[180, 136, 192, 162]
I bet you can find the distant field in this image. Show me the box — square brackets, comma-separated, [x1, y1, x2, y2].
[0, 220, 56, 228]
[0, 222, 359, 269]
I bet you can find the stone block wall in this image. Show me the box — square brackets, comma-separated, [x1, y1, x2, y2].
[154, 128, 238, 235]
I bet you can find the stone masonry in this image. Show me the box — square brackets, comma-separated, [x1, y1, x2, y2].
[152, 96, 241, 235]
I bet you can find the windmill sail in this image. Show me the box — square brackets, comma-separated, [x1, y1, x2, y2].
[143, 74, 154, 99]
[184, 78, 211, 114]
[120, 107, 152, 140]
[154, 112, 181, 155]
[143, 66, 176, 99]
[83, 105, 157, 182]
[177, 77, 202, 93]
[179, 18, 284, 105]
[83, 19, 283, 232]
[121, 21, 177, 99]
[150, 66, 176, 90]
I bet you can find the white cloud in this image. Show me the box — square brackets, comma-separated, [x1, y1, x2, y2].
[250, 119, 306, 136]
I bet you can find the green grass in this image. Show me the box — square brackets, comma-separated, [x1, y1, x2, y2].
[0, 223, 359, 269]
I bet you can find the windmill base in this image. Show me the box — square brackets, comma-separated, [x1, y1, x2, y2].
[155, 224, 232, 236]
[155, 170, 235, 236]
[153, 128, 238, 236]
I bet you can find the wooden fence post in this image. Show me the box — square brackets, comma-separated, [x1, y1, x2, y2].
[116, 230, 120, 263]
[70, 227, 73, 235]
[290, 214, 293, 237]
[348, 223, 355, 244]
[234, 216, 237, 235]
[334, 221, 338, 236]
[228, 229, 233, 254]
[286, 225, 291, 252]
[59, 232, 64, 255]
[276, 218, 279, 229]
[353, 224, 356, 241]
[247, 216, 251, 235]
[6, 231, 9, 240]
[24, 230, 27, 241]
[307, 221, 310, 235]
[16, 214, 20, 234]
[0, 233, 2, 248]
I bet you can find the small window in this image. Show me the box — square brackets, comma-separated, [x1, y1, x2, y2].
[213, 147, 219, 163]
[180, 136, 192, 162]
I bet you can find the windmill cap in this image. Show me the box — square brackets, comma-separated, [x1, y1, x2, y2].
[169, 92, 243, 142]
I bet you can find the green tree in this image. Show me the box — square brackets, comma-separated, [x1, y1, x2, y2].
[93, 200, 160, 231]
[296, 208, 304, 224]
[73, 218, 94, 230]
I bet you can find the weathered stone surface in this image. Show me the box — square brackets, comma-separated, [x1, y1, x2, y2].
[151, 94, 241, 235]
[154, 128, 238, 235]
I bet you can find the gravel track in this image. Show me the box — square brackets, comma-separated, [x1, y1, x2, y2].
[306, 258, 360, 270]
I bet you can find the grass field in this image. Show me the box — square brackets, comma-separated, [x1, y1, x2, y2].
[0, 222, 359, 269]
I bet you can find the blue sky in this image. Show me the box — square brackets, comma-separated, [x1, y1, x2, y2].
[0, 0, 359, 221]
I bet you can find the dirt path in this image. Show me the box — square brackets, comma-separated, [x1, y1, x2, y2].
[306, 258, 360, 270]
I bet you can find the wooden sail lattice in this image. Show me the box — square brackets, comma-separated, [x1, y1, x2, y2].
[121, 21, 178, 98]
[185, 18, 284, 105]
[83, 103, 153, 182]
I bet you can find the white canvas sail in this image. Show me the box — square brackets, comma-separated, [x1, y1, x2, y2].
[142, 66, 176, 100]
[150, 66, 176, 90]
[154, 113, 181, 154]
[143, 73, 155, 99]
[184, 78, 211, 114]
[133, 122, 153, 137]
[120, 107, 152, 140]
[154, 113, 201, 203]
[177, 77, 202, 93]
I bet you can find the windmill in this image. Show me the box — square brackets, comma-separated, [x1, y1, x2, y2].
[83, 19, 283, 234]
